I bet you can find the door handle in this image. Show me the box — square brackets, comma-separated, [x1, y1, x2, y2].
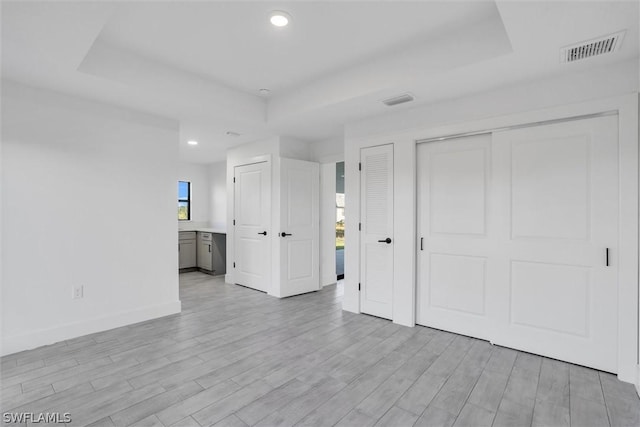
[420, 237, 424, 251]
[258, 231, 267, 236]
[209, 244, 211, 253]
[606, 248, 609, 266]
[378, 238, 392, 244]
[281, 232, 292, 237]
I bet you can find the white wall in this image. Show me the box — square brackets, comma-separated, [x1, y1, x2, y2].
[1, 81, 181, 355]
[208, 161, 227, 230]
[178, 161, 210, 229]
[311, 135, 344, 164]
[343, 60, 639, 382]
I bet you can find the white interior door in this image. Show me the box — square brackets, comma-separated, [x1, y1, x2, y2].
[278, 158, 320, 297]
[417, 134, 495, 340]
[360, 144, 394, 319]
[416, 115, 619, 372]
[234, 162, 271, 293]
[491, 115, 618, 372]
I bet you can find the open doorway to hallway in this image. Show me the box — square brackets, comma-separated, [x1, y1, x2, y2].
[336, 161, 345, 280]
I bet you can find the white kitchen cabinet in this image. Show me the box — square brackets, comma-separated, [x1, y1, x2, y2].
[178, 232, 196, 269]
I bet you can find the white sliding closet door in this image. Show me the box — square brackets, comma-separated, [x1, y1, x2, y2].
[417, 115, 619, 372]
[360, 144, 394, 319]
[491, 116, 619, 372]
[417, 134, 495, 339]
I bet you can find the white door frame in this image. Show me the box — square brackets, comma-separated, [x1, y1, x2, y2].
[344, 93, 638, 383]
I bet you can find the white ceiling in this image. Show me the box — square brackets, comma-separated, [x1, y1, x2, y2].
[2, 1, 639, 164]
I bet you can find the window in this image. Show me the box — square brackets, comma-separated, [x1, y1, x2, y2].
[178, 181, 191, 220]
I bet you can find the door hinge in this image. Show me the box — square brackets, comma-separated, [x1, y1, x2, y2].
[233, 219, 236, 226]
[358, 162, 361, 171]
[233, 262, 236, 268]
[358, 283, 361, 291]
[233, 177, 236, 183]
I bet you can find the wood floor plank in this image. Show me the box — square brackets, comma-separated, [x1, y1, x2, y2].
[413, 405, 457, 427]
[569, 364, 605, 405]
[535, 358, 570, 409]
[155, 379, 241, 427]
[600, 372, 640, 427]
[0, 384, 55, 412]
[355, 374, 416, 419]
[66, 383, 167, 427]
[373, 406, 418, 427]
[452, 402, 495, 427]
[191, 380, 273, 426]
[570, 395, 610, 427]
[234, 378, 311, 425]
[254, 375, 347, 427]
[334, 409, 376, 427]
[493, 399, 533, 427]
[109, 381, 203, 427]
[130, 414, 164, 427]
[466, 370, 509, 412]
[212, 414, 248, 427]
[169, 416, 202, 427]
[532, 399, 570, 427]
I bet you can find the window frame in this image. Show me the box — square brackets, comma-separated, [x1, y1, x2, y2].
[178, 181, 191, 221]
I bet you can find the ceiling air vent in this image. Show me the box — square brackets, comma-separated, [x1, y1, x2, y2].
[382, 93, 415, 107]
[560, 31, 625, 63]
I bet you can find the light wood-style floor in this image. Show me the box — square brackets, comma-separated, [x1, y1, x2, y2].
[2, 272, 639, 427]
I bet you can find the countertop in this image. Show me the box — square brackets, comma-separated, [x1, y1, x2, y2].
[179, 227, 227, 234]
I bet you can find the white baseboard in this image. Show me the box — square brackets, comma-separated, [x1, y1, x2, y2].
[1, 300, 181, 356]
[225, 274, 234, 284]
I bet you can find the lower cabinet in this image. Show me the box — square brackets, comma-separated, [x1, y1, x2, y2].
[211, 233, 226, 275]
[196, 232, 226, 275]
[197, 232, 213, 272]
[179, 231, 226, 275]
[178, 232, 197, 269]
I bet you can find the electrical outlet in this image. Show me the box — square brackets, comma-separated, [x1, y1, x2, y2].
[72, 285, 83, 299]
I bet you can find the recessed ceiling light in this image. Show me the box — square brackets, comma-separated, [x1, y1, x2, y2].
[187, 140, 198, 146]
[269, 11, 291, 27]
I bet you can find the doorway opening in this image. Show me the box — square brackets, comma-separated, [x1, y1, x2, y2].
[336, 161, 345, 280]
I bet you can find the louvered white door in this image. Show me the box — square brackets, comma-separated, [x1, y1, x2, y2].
[234, 162, 271, 293]
[417, 134, 496, 340]
[360, 144, 394, 319]
[278, 158, 320, 297]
